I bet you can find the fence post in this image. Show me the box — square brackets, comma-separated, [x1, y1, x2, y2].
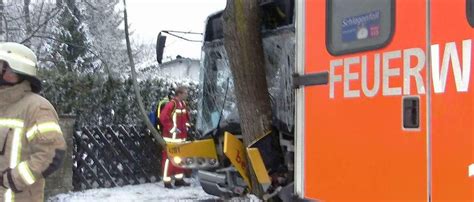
[44, 115, 76, 199]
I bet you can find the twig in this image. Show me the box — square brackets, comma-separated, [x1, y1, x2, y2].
[20, 7, 61, 44]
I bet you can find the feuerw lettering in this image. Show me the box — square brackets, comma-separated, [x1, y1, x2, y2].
[329, 39, 472, 98]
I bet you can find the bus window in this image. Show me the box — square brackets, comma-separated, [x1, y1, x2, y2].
[467, 0, 474, 27]
[326, 0, 395, 55]
[204, 1, 294, 42]
[204, 12, 224, 42]
[261, 0, 294, 30]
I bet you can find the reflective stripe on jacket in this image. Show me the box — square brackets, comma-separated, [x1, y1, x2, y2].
[159, 99, 190, 140]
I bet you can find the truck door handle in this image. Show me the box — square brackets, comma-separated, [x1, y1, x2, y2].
[403, 97, 420, 129]
[293, 72, 329, 89]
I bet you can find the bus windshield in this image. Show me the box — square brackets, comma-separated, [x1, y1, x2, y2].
[196, 42, 239, 134]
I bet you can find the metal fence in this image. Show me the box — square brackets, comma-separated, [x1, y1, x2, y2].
[72, 126, 162, 191]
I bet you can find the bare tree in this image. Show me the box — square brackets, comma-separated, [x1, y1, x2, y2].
[83, 0, 127, 79]
[223, 0, 272, 197]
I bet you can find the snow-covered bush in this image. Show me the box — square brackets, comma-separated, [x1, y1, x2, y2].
[39, 69, 200, 129]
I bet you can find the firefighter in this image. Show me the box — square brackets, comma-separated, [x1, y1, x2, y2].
[159, 86, 191, 188]
[0, 42, 66, 202]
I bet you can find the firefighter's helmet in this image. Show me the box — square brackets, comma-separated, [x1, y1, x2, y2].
[0, 42, 41, 92]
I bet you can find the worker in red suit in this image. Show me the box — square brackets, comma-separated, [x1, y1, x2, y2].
[159, 86, 191, 188]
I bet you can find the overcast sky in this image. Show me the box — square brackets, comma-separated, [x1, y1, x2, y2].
[126, 0, 227, 60]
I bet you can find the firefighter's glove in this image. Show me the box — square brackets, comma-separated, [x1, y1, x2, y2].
[170, 127, 181, 134]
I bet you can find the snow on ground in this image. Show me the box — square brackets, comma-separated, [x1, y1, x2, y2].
[48, 178, 261, 202]
[48, 179, 218, 202]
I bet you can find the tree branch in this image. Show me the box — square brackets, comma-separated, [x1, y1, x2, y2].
[3, 15, 8, 41]
[20, 7, 61, 44]
[36, 0, 46, 26]
[83, 0, 98, 11]
[23, 0, 32, 46]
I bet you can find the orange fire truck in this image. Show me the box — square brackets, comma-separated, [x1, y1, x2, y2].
[160, 0, 473, 201]
[295, 0, 473, 200]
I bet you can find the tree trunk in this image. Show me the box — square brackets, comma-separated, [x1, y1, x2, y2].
[23, 0, 32, 47]
[0, 0, 4, 42]
[223, 0, 272, 198]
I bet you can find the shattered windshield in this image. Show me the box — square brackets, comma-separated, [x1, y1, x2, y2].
[196, 26, 296, 135]
[196, 42, 238, 134]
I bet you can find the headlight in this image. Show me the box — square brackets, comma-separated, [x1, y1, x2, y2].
[173, 156, 182, 165]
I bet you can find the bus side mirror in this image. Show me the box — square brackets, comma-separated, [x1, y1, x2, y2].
[156, 33, 167, 64]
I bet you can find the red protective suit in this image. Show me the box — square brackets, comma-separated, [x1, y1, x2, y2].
[159, 98, 190, 182]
